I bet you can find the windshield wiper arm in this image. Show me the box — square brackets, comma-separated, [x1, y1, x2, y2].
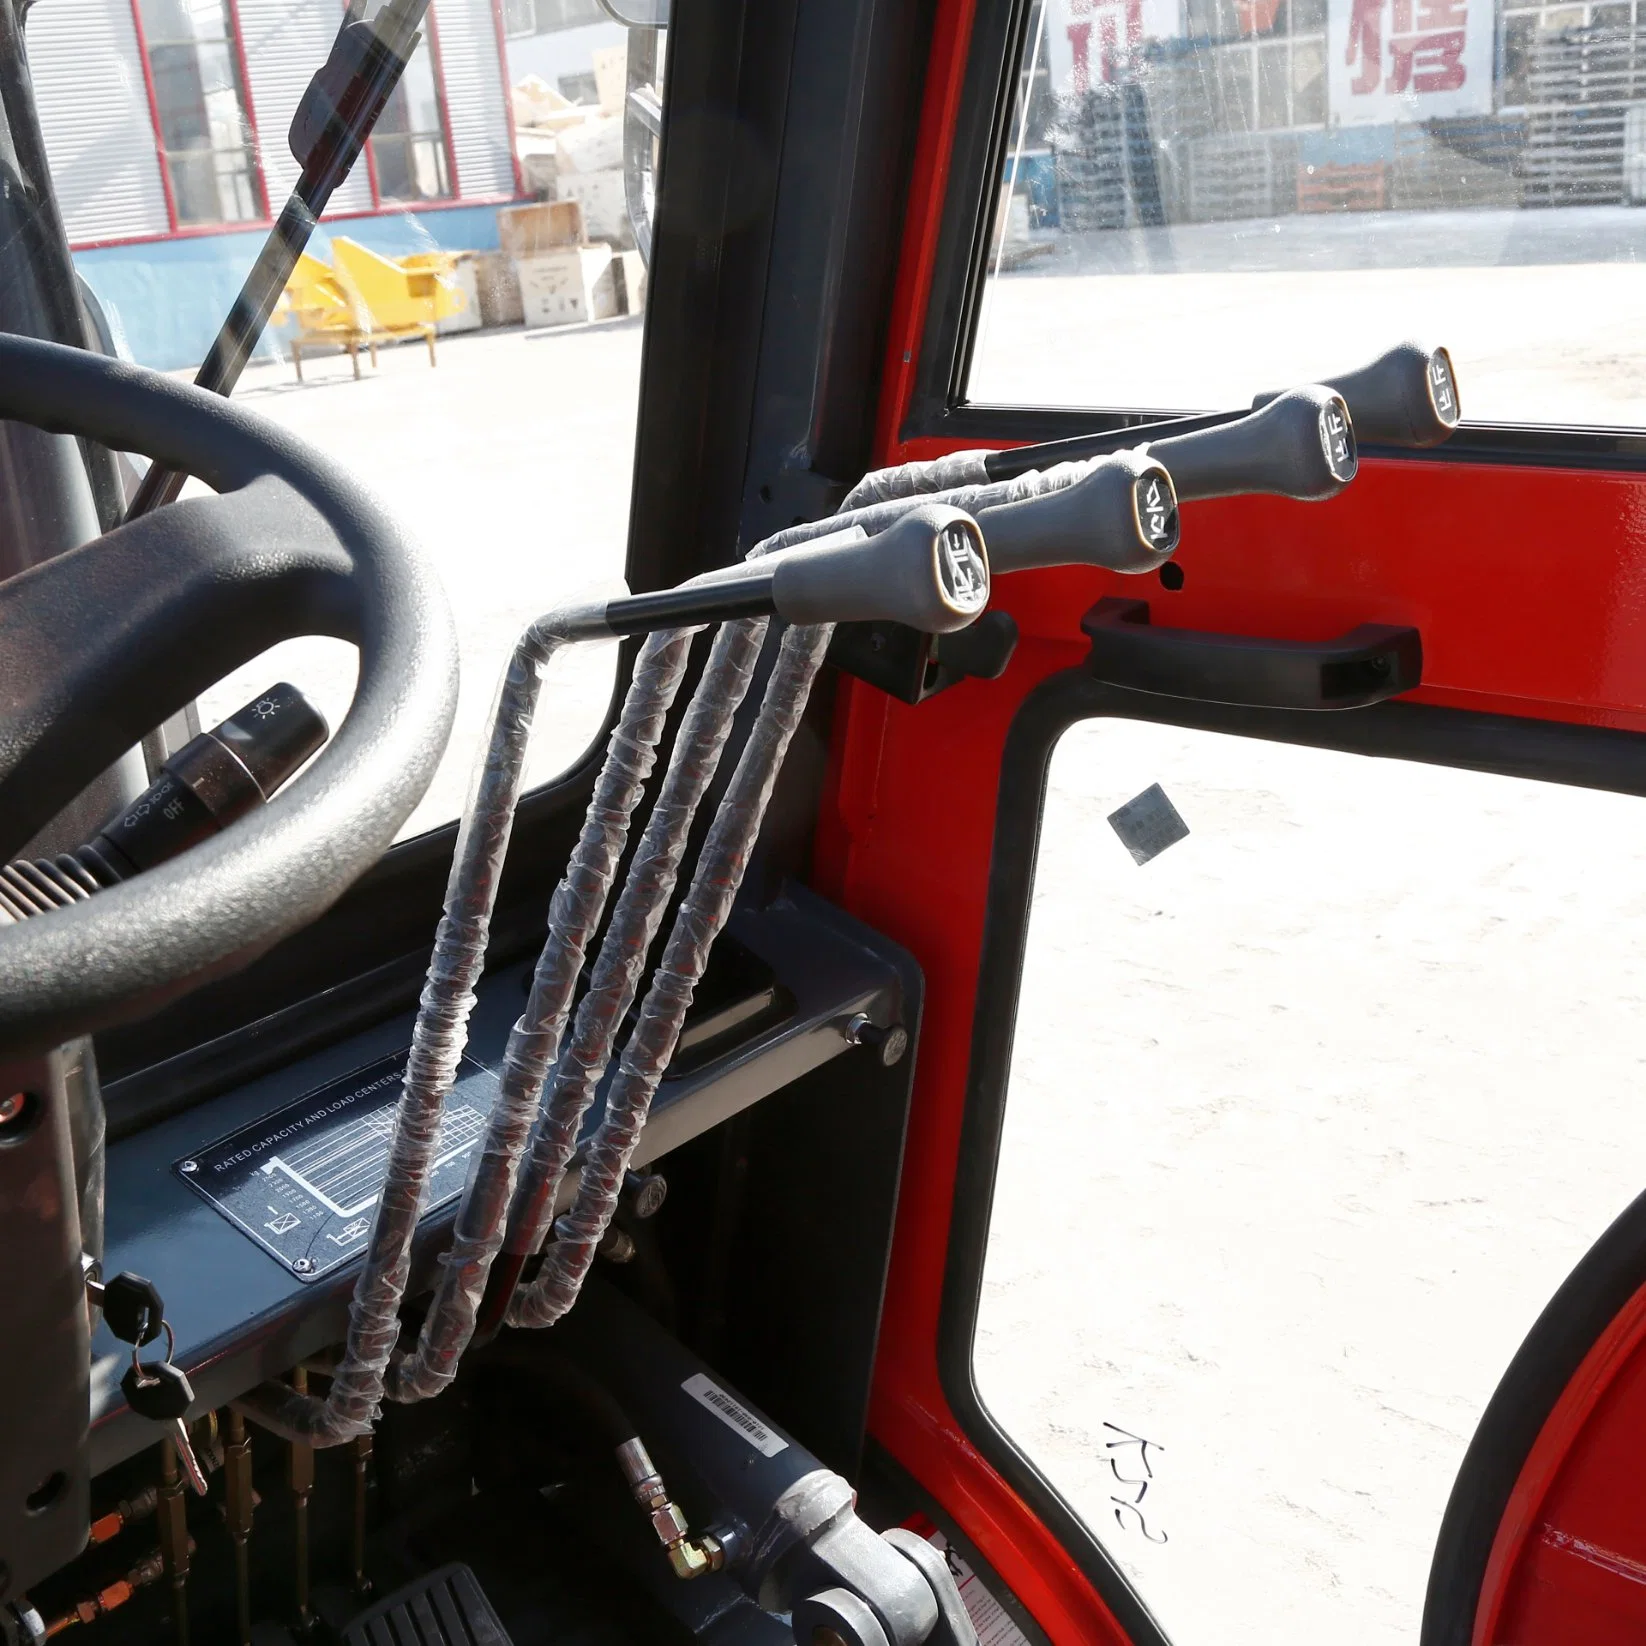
[124, 0, 431, 520]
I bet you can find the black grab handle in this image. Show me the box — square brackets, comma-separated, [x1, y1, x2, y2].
[1082, 598, 1421, 710]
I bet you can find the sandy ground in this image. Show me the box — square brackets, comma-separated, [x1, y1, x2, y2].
[975, 721, 1646, 1645]
[971, 206, 1646, 426]
[172, 207, 1646, 1641]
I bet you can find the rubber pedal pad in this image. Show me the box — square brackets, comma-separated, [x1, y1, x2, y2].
[342, 1562, 514, 1646]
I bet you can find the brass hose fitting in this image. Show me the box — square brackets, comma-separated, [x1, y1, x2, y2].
[614, 1437, 725, 1580]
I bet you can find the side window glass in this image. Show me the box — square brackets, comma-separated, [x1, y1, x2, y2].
[977, 719, 1646, 1642]
[969, 0, 1643, 424]
[28, 0, 661, 839]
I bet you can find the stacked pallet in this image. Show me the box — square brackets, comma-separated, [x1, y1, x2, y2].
[1520, 25, 1646, 206]
[1187, 131, 1297, 220]
[1054, 89, 1134, 231]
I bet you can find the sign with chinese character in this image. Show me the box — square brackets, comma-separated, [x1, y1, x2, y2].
[1328, 0, 1493, 124]
[1045, 0, 1184, 94]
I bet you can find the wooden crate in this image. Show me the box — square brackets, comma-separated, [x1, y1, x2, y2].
[497, 200, 586, 261]
[518, 246, 619, 327]
[472, 252, 523, 328]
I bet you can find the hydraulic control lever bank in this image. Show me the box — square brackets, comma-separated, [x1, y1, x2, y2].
[829, 340, 1460, 702]
[0, 496, 994, 1644]
[133, 510, 993, 1644]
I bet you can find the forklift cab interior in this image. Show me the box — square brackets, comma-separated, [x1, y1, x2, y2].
[3, 0, 1646, 1640]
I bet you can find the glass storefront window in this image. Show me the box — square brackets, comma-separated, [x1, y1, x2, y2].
[135, 0, 263, 226]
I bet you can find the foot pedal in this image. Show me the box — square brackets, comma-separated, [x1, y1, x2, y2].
[343, 1563, 513, 1646]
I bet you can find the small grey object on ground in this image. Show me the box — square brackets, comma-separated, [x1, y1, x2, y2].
[1108, 783, 1190, 865]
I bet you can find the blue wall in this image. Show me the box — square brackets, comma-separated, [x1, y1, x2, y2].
[74, 201, 507, 372]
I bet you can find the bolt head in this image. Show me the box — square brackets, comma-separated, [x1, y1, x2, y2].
[179, 1159, 198, 1174]
[626, 1171, 668, 1220]
[292, 1258, 315, 1275]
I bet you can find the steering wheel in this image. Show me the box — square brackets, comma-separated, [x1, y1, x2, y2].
[0, 336, 459, 1058]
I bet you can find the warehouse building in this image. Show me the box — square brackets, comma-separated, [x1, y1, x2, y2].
[25, 0, 525, 367]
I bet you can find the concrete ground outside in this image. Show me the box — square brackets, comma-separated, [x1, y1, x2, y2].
[185, 213, 1645, 1641]
[978, 721, 1646, 1646]
[971, 206, 1646, 427]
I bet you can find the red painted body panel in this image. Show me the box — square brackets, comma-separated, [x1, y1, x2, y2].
[832, 4, 1646, 1642]
[1477, 1282, 1646, 1644]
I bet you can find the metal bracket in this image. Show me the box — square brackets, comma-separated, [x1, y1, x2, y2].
[0, 1049, 90, 1602]
[827, 612, 1019, 706]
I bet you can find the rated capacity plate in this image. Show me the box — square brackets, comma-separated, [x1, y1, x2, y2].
[175, 1049, 501, 1282]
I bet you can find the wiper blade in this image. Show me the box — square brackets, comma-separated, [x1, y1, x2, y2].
[125, 0, 432, 520]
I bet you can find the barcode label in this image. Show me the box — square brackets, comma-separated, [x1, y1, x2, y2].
[680, 1373, 788, 1457]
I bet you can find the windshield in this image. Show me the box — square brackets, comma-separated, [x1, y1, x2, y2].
[968, 0, 1645, 427]
[24, 0, 662, 839]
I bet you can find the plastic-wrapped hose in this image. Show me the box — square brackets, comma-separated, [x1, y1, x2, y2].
[508, 620, 833, 1329]
[382, 628, 701, 1403]
[235, 619, 696, 1443]
[837, 447, 994, 511]
[497, 616, 772, 1280]
[758, 457, 1091, 558]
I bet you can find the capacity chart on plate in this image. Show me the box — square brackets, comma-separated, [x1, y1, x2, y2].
[175, 1049, 501, 1281]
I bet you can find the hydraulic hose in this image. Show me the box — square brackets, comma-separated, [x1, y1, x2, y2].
[236, 618, 697, 1442]
[506, 620, 833, 1330]
[235, 517, 986, 1439]
[479, 617, 771, 1335]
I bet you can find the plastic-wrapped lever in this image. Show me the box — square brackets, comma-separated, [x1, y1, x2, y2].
[1255, 341, 1458, 448]
[977, 341, 1461, 489]
[1146, 385, 1356, 503]
[975, 450, 1179, 576]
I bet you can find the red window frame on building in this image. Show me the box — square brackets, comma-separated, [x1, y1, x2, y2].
[364, 5, 462, 205]
[127, 0, 272, 233]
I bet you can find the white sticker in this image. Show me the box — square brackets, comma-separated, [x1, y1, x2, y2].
[680, 1372, 789, 1457]
[921, 1529, 1033, 1646]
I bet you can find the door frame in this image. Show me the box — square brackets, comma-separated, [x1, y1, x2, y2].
[939, 659, 1646, 1644]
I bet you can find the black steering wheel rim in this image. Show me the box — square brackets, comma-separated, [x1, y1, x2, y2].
[0, 335, 459, 1059]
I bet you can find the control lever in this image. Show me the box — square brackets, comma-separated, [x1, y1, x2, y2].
[0, 682, 329, 923]
[1253, 340, 1458, 448]
[769, 505, 990, 630]
[975, 450, 1179, 576]
[980, 341, 1461, 487]
[1145, 385, 1356, 503]
[689, 505, 991, 632]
